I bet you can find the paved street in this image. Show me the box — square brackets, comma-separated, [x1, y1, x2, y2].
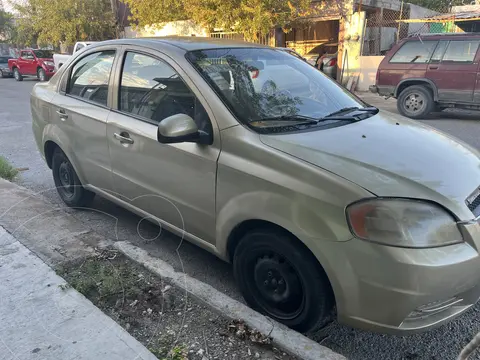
[1, 79, 480, 359]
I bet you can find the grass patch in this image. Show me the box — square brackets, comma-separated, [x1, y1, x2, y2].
[0, 156, 18, 181]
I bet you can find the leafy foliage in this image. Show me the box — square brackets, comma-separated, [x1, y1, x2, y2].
[408, 0, 463, 12]
[0, 8, 14, 41]
[122, 0, 313, 41]
[13, 0, 116, 47]
[0, 156, 18, 181]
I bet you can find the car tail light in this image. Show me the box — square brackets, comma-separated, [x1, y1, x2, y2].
[326, 58, 337, 67]
[250, 70, 259, 79]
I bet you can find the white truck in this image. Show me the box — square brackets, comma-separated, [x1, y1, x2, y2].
[53, 41, 96, 70]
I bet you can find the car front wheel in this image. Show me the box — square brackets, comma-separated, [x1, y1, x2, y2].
[397, 85, 434, 119]
[233, 228, 334, 333]
[13, 68, 23, 82]
[52, 148, 95, 207]
[37, 68, 47, 82]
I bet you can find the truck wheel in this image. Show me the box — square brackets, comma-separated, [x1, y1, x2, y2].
[233, 227, 334, 333]
[13, 68, 23, 82]
[397, 85, 434, 119]
[37, 68, 47, 82]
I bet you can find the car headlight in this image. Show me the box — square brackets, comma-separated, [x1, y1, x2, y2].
[44, 61, 54, 67]
[346, 198, 463, 248]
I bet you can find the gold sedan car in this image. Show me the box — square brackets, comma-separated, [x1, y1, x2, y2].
[31, 37, 480, 334]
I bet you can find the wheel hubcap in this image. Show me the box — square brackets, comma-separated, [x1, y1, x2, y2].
[58, 161, 74, 197]
[250, 253, 304, 320]
[405, 93, 425, 114]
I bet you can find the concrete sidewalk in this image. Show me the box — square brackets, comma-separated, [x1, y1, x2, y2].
[0, 226, 158, 360]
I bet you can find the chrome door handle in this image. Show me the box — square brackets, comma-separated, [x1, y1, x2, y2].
[56, 109, 68, 120]
[113, 132, 134, 144]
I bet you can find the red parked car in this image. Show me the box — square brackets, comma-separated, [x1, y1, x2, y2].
[370, 33, 480, 119]
[8, 49, 56, 82]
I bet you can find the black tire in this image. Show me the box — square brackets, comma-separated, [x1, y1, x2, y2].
[52, 148, 95, 207]
[0, 70, 4, 78]
[37, 68, 47, 82]
[397, 85, 434, 119]
[13, 68, 23, 82]
[233, 228, 334, 333]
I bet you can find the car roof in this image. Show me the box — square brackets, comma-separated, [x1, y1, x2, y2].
[96, 36, 271, 52]
[406, 32, 480, 41]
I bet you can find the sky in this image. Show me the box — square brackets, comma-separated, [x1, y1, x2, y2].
[1, 0, 19, 13]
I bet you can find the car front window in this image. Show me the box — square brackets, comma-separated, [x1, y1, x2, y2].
[186, 48, 366, 132]
[33, 50, 53, 58]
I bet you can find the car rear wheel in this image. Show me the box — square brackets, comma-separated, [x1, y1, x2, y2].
[0, 70, 5, 78]
[233, 228, 334, 333]
[37, 68, 47, 82]
[397, 85, 434, 119]
[52, 148, 95, 207]
[13, 68, 23, 82]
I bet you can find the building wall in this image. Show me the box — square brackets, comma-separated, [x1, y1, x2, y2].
[408, 4, 438, 35]
[357, 55, 383, 91]
[339, 11, 366, 84]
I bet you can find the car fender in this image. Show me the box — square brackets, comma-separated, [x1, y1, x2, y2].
[42, 124, 87, 185]
[216, 190, 350, 256]
[216, 190, 351, 303]
[395, 78, 439, 100]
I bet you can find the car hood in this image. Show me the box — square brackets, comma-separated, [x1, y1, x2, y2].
[260, 111, 480, 220]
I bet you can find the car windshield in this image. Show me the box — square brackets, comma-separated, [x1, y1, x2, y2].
[33, 50, 53, 58]
[186, 48, 367, 130]
[0, 56, 11, 63]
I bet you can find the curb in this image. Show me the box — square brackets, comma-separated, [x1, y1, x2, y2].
[115, 241, 346, 360]
[0, 178, 346, 360]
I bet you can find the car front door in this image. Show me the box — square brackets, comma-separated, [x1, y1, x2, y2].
[426, 39, 480, 103]
[19, 51, 35, 75]
[475, 51, 480, 103]
[51, 48, 117, 192]
[106, 49, 220, 244]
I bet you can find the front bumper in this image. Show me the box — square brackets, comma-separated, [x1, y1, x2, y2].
[316, 221, 480, 334]
[0, 68, 12, 76]
[43, 67, 55, 77]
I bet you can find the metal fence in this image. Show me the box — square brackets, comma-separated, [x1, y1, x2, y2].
[361, 2, 455, 56]
[209, 31, 273, 46]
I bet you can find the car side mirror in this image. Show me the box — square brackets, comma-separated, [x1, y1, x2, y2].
[158, 113, 207, 144]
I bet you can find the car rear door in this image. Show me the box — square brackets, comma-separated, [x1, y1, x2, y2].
[52, 46, 117, 191]
[377, 40, 437, 93]
[427, 39, 480, 103]
[106, 47, 220, 244]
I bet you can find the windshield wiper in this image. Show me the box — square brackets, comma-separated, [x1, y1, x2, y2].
[321, 106, 378, 120]
[255, 114, 319, 124]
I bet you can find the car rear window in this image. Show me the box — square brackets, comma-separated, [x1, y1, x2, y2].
[389, 41, 437, 63]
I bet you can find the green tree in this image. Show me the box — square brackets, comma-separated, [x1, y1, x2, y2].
[0, 8, 14, 41]
[408, 0, 463, 12]
[122, 0, 313, 41]
[13, 0, 116, 47]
